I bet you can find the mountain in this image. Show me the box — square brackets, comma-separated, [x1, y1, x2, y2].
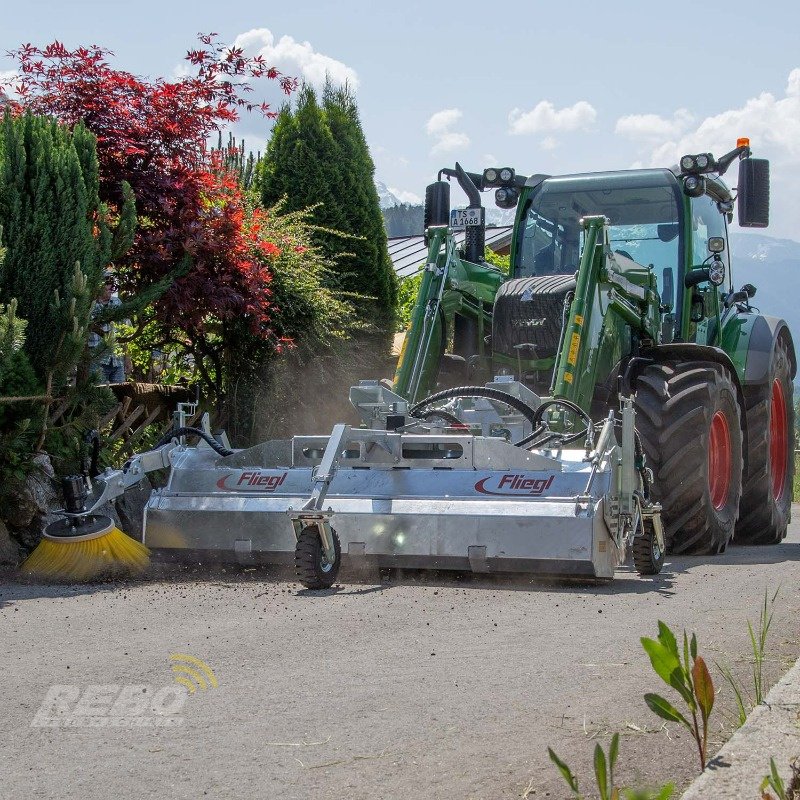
[375, 180, 403, 209]
[729, 232, 800, 342]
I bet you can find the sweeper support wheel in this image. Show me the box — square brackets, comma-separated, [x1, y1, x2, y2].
[294, 526, 341, 589]
[632, 518, 665, 576]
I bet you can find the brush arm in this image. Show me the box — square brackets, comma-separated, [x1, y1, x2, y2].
[65, 443, 179, 518]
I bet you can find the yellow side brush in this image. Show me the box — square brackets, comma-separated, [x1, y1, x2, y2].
[21, 516, 150, 582]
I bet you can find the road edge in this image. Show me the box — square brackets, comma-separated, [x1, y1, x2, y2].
[681, 657, 800, 798]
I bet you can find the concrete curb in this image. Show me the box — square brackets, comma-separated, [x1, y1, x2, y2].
[681, 658, 800, 798]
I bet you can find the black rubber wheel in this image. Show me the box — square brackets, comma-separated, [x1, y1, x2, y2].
[294, 527, 341, 589]
[736, 336, 795, 544]
[635, 361, 743, 555]
[632, 519, 665, 575]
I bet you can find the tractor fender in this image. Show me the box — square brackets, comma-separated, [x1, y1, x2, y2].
[636, 343, 749, 472]
[741, 315, 797, 385]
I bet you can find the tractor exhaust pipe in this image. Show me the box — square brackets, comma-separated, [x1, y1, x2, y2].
[454, 162, 485, 264]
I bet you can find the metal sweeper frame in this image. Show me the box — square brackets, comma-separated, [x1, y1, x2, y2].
[62, 375, 665, 588]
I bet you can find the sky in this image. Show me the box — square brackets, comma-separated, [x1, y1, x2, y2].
[2, 0, 800, 238]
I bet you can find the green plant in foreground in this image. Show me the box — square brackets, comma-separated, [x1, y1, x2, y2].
[548, 733, 673, 800]
[760, 757, 790, 799]
[641, 622, 715, 773]
[717, 588, 780, 728]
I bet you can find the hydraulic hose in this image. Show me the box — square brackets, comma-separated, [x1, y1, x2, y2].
[155, 426, 234, 457]
[516, 398, 595, 449]
[416, 409, 466, 427]
[410, 385, 540, 429]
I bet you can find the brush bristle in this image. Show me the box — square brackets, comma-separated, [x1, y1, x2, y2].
[21, 527, 150, 582]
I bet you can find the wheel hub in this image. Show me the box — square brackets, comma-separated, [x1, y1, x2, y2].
[770, 379, 788, 501]
[708, 410, 732, 511]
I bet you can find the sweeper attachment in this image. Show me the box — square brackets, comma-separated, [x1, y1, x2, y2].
[57, 379, 665, 588]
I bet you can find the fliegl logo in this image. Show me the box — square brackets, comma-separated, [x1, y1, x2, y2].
[475, 473, 555, 496]
[216, 470, 288, 492]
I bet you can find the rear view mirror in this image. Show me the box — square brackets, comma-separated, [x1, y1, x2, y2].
[738, 158, 769, 228]
[424, 181, 451, 230]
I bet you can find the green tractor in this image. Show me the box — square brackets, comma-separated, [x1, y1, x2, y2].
[394, 142, 795, 554]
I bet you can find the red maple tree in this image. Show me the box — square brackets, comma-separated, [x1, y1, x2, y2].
[2, 35, 297, 396]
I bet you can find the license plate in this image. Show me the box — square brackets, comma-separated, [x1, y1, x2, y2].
[450, 208, 484, 229]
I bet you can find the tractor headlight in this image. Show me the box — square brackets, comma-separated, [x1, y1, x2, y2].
[680, 152, 715, 175]
[483, 167, 515, 188]
[495, 186, 519, 209]
[683, 174, 706, 197]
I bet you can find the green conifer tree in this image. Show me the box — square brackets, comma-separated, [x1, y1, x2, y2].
[0, 112, 101, 379]
[257, 83, 397, 329]
[323, 81, 396, 316]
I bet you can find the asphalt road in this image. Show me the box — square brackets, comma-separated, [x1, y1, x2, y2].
[1, 516, 799, 800]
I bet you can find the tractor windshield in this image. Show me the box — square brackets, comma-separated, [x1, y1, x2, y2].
[515, 169, 683, 309]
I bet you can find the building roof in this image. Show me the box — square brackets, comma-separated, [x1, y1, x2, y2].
[388, 225, 513, 279]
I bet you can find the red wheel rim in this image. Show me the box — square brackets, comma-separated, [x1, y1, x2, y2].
[708, 411, 732, 511]
[770, 379, 788, 500]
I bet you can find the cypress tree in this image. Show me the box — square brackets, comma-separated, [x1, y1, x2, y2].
[260, 88, 347, 261]
[323, 81, 396, 315]
[0, 112, 110, 381]
[258, 83, 397, 329]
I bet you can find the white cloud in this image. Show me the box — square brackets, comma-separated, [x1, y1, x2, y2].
[426, 108, 462, 136]
[0, 70, 19, 100]
[628, 69, 800, 237]
[388, 187, 422, 205]
[646, 71, 800, 168]
[540, 136, 559, 151]
[233, 28, 358, 91]
[615, 108, 694, 141]
[508, 100, 597, 135]
[425, 108, 470, 155]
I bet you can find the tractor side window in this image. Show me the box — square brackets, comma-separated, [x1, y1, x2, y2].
[690, 195, 727, 269]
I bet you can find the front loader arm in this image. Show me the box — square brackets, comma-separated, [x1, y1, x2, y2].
[392, 226, 452, 403]
[551, 215, 662, 409]
[393, 226, 503, 404]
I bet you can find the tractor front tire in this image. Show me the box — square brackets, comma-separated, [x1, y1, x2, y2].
[736, 336, 794, 544]
[294, 527, 341, 590]
[635, 361, 743, 555]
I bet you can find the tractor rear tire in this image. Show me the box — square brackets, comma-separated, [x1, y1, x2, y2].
[635, 361, 743, 555]
[735, 337, 794, 544]
[294, 527, 341, 590]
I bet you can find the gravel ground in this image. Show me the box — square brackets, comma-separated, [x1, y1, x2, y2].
[1, 516, 799, 800]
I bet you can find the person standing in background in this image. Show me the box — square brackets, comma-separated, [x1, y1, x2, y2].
[89, 273, 126, 384]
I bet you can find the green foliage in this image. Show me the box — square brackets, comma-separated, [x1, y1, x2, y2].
[717, 588, 780, 728]
[0, 113, 97, 378]
[0, 237, 41, 485]
[548, 734, 673, 800]
[383, 203, 423, 237]
[641, 622, 715, 773]
[396, 245, 507, 333]
[761, 758, 790, 800]
[749, 588, 779, 704]
[257, 83, 397, 329]
[213, 132, 259, 190]
[483, 246, 511, 274]
[396, 273, 422, 332]
[0, 114, 135, 495]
